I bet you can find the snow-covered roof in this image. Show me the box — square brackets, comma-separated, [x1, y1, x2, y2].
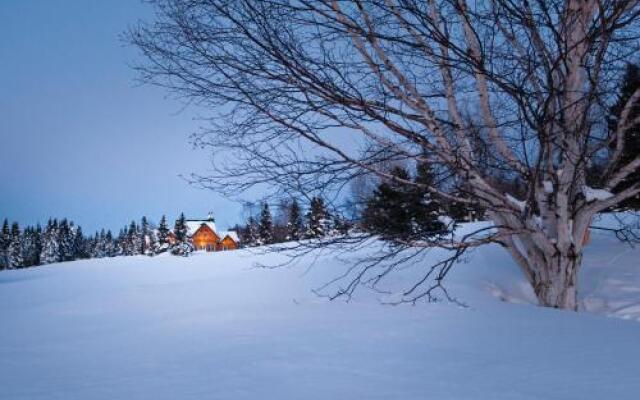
[185, 220, 217, 236]
[220, 230, 240, 243]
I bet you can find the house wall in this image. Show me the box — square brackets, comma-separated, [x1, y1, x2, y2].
[192, 226, 220, 251]
[220, 237, 239, 251]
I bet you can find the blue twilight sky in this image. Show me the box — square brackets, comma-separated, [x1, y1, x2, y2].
[0, 0, 243, 233]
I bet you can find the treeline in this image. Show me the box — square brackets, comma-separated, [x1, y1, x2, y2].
[235, 163, 482, 247]
[235, 160, 485, 247]
[236, 196, 352, 247]
[0, 213, 194, 271]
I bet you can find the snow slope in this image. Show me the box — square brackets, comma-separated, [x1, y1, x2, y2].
[1, 228, 639, 399]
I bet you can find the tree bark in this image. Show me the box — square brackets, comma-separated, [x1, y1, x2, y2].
[531, 253, 580, 310]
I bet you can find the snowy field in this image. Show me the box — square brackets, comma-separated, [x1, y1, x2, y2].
[1, 224, 640, 399]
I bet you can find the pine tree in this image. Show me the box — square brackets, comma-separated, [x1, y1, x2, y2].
[331, 213, 351, 235]
[73, 226, 88, 259]
[286, 199, 304, 241]
[0, 219, 10, 270]
[33, 224, 42, 266]
[58, 219, 75, 262]
[241, 216, 259, 247]
[173, 213, 188, 242]
[8, 222, 24, 269]
[411, 161, 447, 238]
[362, 167, 413, 240]
[258, 202, 274, 245]
[116, 228, 127, 256]
[170, 213, 193, 256]
[306, 197, 329, 239]
[104, 230, 116, 257]
[362, 164, 447, 243]
[126, 221, 141, 256]
[21, 227, 37, 267]
[41, 219, 61, 264]
[608, 63, 640, 210]
[96, 229, 107, 258]
[155, 215, 170, 254]
[139, 216, 156, 255]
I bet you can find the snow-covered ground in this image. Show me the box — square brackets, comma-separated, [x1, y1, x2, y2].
[1, 225, 639, 399]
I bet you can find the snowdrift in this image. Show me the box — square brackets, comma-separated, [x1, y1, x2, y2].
[0, 222, 639, 399]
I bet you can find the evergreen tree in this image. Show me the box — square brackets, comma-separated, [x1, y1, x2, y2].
[608, 63, 640, 210]
[286, 199, 304, 241]
[33, 224, 42, 266]
[306, 197, 329, 239]
[362, 167, 413, 240]
[155, 215, 170, 253]
[411, 161, 447, 238]
[116, 228, 128, 256]
[362, 164, 447, 243]
[139, 216, 156, 255]
[127, 221, 141, 256]
[96, 229, 107, 258]
[104, 230, 116, 257]
[258, 202, 274, 245]
[0, 219, 10, 270]
[331, 213, 351, 235]
[173, 213, 188, 242]
[241, 216, 259, 247]
[58, 219, 75, 262]
[21, 227, 39, 267]
[41, 219, 61, 264]
[73, 226, 88, 259]
[170, 213, 193, 256]
[8, 222, 24, 268]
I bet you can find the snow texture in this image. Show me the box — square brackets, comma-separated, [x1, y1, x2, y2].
[0, 222, 639, 399]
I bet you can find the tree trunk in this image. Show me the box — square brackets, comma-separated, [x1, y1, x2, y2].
[530, 253, 580, 310]
[497, 218, 584, 311]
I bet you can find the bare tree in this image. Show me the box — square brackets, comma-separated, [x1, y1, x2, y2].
[130, 0, 640, 309]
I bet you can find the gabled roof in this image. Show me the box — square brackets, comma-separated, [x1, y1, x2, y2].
[219, 230, 240, 243]
[185, 220, 218, 237]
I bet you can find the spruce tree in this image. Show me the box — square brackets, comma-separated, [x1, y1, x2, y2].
[173, 213, 188, 242]
[20, 227, 35, 267]
[73, 226, 88, 259]
[116, 228, 128, 256]
[286, 199, 304, 241]
[58, 219, 75, 262]
[331, 214, 351, 235]
[41, 219, 61, 264]
[362, 166, 414, 240]
[0, 219, 10, 270]
[411, 161, 447, 238]
[140, 216, 155, 255]
[33, 224, 42, 266]
[23, 226, 42, 267]
[104, 231, 116, 257]
[155, 215, 170, 253]
[306, 196, 328, 239]
[241, 216, 259, 247]
[170, 213, 193, 256]
[362, 164, 446, 243]
[8, 222, 24, 269]
[258, 202, 274, 245]
[127, 221, 141, 256]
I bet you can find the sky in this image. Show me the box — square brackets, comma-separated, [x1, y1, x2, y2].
[0, 0, 244, 233]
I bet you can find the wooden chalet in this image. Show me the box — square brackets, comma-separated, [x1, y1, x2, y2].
[185, 216, 240, 252]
